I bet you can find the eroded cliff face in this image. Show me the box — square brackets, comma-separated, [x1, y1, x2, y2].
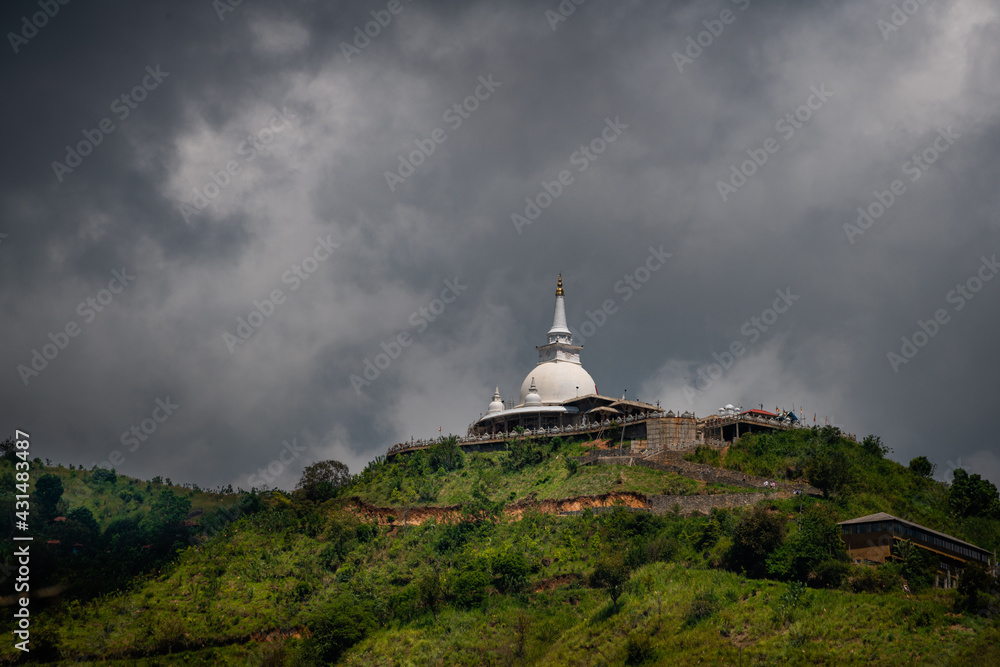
[341, 488, 794, 527]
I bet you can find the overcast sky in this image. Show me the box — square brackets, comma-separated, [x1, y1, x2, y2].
[2, 0, 999, 492]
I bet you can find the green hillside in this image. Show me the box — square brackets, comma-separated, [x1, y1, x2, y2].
[348, 437, 746, 509]
[1, 428, 998, 665]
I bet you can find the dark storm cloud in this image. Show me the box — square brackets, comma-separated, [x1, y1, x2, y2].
[2, 0, 999, 490]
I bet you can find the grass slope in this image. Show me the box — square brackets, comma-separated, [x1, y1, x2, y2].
[2, 428, 998, 665]
[350, 438, 746, 509]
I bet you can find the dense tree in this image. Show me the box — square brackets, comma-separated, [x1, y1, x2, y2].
[590, 555, 632, 613]
[451, 568, 490, 609]
[0, 438, 16, 463]
[141, 488, 192, 551]
[949, 469, 1000, 519]
[893, 539, 937, 591]
[297, 460, 351, 501]
[806, 451, 850, 498]
[955, 563, 999, 615]
[89, 468, 117, 485]
[727, 506, 785, 578]
[503, 438, 545, 472]
[427, 436, 464, 471]
[417, 570, 442, 621]
[766, 507, 846, 584]
[34, 473, 64, 522]
[861, 434, 891, 459]
[909, 456, 936, 479]
[303, 596, 376, 664]
[492, 549, 531, 595]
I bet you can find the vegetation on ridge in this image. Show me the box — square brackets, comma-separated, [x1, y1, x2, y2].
[0, 427, 998, 665]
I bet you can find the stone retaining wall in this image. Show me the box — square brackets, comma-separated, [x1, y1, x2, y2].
[646, 491, 773, 515]
[577, 452, 819, 494]
[558, 491, 778, 516]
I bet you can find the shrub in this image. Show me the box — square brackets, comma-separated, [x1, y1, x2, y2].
[296, 460, 351, 501]
[503, 438, 545, 472]
[645, 535, 681, 564]
[909, 456, 935, 478]
[726, 506, 785, 578]
[810, 560, 850, 589]
[844, 565, 900, 594]
[955, 563, 999, 615]
[452, 569, 490, 609]
[428, 436, 464, 472]
[564, 457, 579, 476]
[683, 590, 720, 626]
[684, 445, 721, 467]
[302, 597, 376, 664]
[492, 550, 531, 595]
[89, 468, 118, 485]
[590, 555, 631, 613]
[624, 632, 654, 665]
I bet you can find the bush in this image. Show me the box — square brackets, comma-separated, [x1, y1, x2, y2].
[503, 438, 545, 472]
[564, 457, 579, 476]
[684, 445, 721, 467]
[683, 590, 720, 626]
[89, 468, 118, 485]
[909, 456, 935, 478]
[810, 559, 850, 589]
[645, 534, 681, 564]
[452, 569, 490, 609]
[844, 565, 900, 594]
[590, 555, 631, 613]
[296, 460, 351, 501]
[428, 436, 464, 472]
[492, 550, 531, 595]
[955, 563, 999, 615]
[726, 506, 785, 578]
[302, 597, 376, 664]
[625, 632, 654, 665]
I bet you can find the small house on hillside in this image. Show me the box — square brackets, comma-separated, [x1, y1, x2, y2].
[838, 512, 996, 587]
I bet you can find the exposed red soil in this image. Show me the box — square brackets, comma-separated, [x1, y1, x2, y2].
[343, 491, 650, 527]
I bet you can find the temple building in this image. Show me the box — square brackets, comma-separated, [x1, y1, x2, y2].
[469, 276, 662, 436]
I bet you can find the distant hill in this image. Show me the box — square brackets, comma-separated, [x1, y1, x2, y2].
[1, 428, 998, 665]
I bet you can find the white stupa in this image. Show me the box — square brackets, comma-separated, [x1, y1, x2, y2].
[470, 275, 639, 435]
[516, 274, 597, 405]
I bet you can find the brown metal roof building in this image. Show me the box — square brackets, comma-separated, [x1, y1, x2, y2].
[838, 512, 996, 587]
